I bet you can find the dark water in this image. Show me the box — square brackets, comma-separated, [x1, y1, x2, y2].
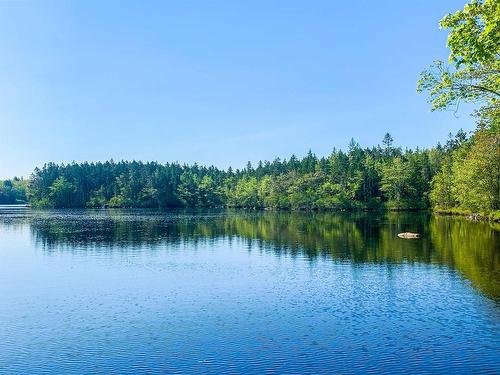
[0, 208, 499, 374]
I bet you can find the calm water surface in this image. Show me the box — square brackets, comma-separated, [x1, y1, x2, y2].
[0, 208, 499, 374]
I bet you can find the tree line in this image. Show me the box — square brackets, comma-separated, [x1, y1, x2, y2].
[17, 131, 485, 211]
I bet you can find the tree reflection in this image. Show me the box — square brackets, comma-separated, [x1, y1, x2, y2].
[6, 209, 498, 300]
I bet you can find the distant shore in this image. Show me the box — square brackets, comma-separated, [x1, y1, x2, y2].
[3, 203, 499, 224]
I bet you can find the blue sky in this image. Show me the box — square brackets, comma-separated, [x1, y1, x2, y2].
[0, 0, 474, 178]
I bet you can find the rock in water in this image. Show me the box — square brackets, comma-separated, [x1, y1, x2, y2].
[398, 232, 420, 239]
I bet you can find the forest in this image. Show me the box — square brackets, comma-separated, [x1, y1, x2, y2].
[13, 134, 442, 210]
[0, 127, 495, 215]
[1, 0, 498, 216]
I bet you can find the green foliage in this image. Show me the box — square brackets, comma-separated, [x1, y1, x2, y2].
[417, 0, 499, 123]
[108, 195, 127, 208]
[25, 133, 449, 211]
[419, 0, 500, 216]
[0, 177, 28, 204]
[417, 60, 499, 115]
[430, 127, 500, 214]
[228, 176, 260, 208]
[48, 176, 75, 208]
[452, 127, 500, 211]
[430, 164, 455, 209]
[86, 186, 107, 208]
[380, 157, 411, 208]
[441, 0, 499, 67]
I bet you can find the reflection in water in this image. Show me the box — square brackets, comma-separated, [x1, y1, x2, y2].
[4, 208, 498, 300]
[0, 208, 499, 374]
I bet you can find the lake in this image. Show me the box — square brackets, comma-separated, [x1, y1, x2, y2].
[0, 208, 498, 374]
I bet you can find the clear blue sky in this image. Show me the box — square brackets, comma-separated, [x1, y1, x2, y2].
[0, 0, 475, 179]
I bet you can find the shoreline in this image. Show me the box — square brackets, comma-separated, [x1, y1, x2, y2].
[4, 203, 499, 224]
[434, 208, 500, 223]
